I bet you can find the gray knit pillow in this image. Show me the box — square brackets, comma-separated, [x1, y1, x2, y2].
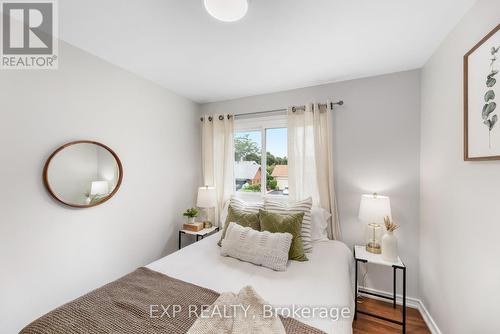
[220, 223, 292, 272]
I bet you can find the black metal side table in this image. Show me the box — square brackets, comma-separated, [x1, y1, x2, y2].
[354, 245, 407, 333]
[178, 226, 220, 249]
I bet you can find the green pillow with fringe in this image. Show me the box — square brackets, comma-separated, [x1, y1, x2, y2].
[259, 209, 307, 262]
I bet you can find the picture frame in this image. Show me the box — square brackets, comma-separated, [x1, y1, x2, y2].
[464, 24, 500, 161]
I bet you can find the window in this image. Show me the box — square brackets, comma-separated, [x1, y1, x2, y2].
[234, 130, 261, 193]
[266, 128, 288, 195]
[234, 115, 288, 197]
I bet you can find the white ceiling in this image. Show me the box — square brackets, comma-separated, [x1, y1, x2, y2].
[59, 0, 475, 103]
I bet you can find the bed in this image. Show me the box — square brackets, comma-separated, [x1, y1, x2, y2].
[21, 231, 354, 334]
[147, 232, 354, 334]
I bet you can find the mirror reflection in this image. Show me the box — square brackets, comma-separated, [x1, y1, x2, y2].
[44, 142, 122, 207]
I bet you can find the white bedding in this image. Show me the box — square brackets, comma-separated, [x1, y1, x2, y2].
[147, 232, 354, 334]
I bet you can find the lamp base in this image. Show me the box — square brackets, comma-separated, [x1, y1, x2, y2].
[366, 242, 381, 254]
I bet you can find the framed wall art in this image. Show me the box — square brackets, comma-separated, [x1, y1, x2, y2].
[464, 24, 500, 161]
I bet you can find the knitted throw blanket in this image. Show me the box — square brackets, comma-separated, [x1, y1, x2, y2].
[188, 286, 285, 334]
[20, 267, 325, 334]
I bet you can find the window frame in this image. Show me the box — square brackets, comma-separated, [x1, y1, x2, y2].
[233, 114, 288, 200]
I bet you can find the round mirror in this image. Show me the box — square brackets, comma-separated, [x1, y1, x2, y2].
[43, 141, 123, 208]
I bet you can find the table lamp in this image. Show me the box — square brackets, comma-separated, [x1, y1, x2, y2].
[358, 193, 391, 254]
[91, 181, 109, 196]
[197, 186, 216, 228]
[86, 181, 110, 205]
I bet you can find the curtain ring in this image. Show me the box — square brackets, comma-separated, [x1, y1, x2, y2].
[227, 114, 232, 119]
[292, 106, 296, 113]
[208, 116, 213, 122]
[218, 115, 224, 121]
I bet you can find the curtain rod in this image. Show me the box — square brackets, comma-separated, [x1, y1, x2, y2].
[200, 100, 344, 121]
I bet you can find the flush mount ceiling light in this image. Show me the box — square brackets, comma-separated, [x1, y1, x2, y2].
[204, 0, 248, 22]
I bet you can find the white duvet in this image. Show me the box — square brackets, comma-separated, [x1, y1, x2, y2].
[147, 232, 354, 334]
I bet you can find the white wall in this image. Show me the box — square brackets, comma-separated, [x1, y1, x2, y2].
[420, 1, 500, 332]
[0, 41, 200, 333]
[201, 70, 421, 298]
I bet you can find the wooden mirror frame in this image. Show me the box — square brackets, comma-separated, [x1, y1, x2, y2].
[43, 140, 123, 208]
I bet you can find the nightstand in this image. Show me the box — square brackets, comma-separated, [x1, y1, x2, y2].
[353, 245, 407, 333]
[178, 226, 220, 249]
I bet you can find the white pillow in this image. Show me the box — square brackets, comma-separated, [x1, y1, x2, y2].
[219, 196, 264, 226]
[229, 196, 264, 212]
[220, 200, 230, 225]
[221, 223, 292, 272]
[264, 197, 313, 253]
[311, 206, 331, 241]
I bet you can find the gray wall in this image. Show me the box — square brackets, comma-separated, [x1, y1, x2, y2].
[201, 70, 421, 298]
[420, 1, 500, 332]
[0, 41, 200, 333]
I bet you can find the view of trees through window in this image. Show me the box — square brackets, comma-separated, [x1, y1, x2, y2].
[234, 128, 288, 195]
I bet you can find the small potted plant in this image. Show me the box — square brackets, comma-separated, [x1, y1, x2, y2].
[182, 207, 199, 224]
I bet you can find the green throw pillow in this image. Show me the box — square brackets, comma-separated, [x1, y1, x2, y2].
[259, 209, 308, 262]
[218, 206, 261, 246]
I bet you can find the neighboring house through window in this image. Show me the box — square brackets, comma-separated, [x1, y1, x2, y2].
[234, 115, 288, 198]
[271, 164, 288, 194]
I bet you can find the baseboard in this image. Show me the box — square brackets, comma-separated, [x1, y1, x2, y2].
[357, 285, 419, 309]
[358, 286, 441, 334]
[416, 299, 442, 334]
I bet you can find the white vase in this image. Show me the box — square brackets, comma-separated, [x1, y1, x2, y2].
[187, 217, 196, 224]
[381, 231, 398, 262]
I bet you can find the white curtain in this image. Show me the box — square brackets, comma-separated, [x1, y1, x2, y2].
[288, 103, 341, 240]
[201, 114, 234, 226]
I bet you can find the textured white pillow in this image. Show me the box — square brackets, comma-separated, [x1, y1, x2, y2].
[219, 200, 230, 225]
[264, 197, 313, 252]
[220, 197, 264, 226]
[311, 206, 331, 241]
[221, 223, 292, 272]
[229, 196, 264, 212]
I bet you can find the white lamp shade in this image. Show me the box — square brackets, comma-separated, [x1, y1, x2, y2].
[90, 181, 109, 196]
[358, 194, 391, 224]
[197, 186, 217, 208]
[204, 0, 248, 22]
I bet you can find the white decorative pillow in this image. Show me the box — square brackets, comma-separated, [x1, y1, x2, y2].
[220, 199, 230, 225]
[264, 197, 313, 252]
[220, 196, 264, 227]
[229, 196, 264, 213]
[311, 206, 331, 241]
[221, 223, 292, 272]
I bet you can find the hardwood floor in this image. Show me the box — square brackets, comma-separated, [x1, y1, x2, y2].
[353, 297, 431, 334]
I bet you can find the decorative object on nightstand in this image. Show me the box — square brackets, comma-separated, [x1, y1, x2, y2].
[197, 186, 216, 228]
[182, 207, 199, 224]
[382, 216, 399, 262]
[353, 245, 407, 333]
[358, 193, 392, 254]
[178, 226, 220, 249]
[183, 222, 204, 232]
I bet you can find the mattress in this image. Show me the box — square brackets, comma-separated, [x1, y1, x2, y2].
[147, 232, 354, 334]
